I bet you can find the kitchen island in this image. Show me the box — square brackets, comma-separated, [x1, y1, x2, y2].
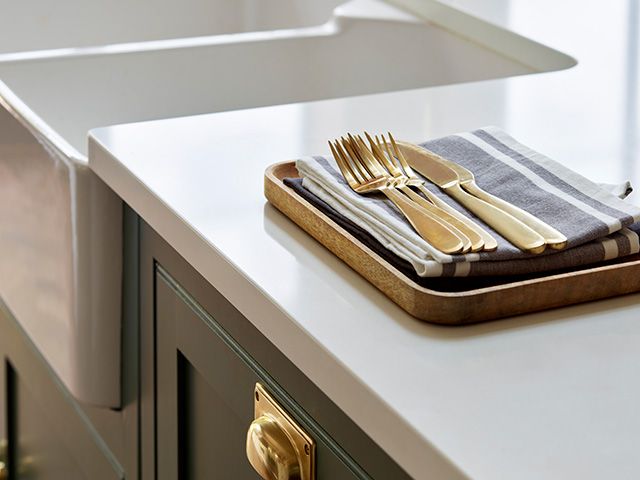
[88, 2, 640, 478]
[0, 0, 637, 478]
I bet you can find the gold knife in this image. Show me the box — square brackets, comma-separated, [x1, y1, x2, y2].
[397, 141, 568, 250]
[396, 141, 547, 254]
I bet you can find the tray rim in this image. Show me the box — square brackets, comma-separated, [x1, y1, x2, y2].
[264, 160, 640, 323]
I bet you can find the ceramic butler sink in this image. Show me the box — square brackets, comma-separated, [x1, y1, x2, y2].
[0, 0, 345, 56]
[0, 0, 574, 407]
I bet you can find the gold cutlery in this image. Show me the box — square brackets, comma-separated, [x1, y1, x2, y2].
[380, 133, 498, 251]
[343, 134, 473, 253]
[362, 132, 494, 252]
[391, 137, 547, 254]
[397, 141, 568, 250]
[329, 139, 466, 254]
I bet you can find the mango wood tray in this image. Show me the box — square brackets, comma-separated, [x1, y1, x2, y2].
[264, 161, 640, 325]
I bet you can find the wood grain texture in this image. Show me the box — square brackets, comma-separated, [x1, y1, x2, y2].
[264, 161, 640, 325]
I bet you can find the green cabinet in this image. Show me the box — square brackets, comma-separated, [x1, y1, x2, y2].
[11, 368, 86, 479]
[153, 267, 361, 479]
[0, 302, 126, 480]
[0, 211, 412, 479]
[140, 220, 411, 480]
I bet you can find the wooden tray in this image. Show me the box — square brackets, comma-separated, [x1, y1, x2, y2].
[264, 161, 640, 325]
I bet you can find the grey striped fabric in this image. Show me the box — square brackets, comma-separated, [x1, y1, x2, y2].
[295, 127, 640, 277]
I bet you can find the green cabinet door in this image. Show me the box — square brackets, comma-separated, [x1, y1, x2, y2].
[154, 267, 365, 479]
[0, 301, 124, 480]
[11, 366, 86, 480]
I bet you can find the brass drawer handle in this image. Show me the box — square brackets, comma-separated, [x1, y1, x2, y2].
[246, 415, 301, 479]
[0, 438, 7, 480]
[246, 384, 315, 480]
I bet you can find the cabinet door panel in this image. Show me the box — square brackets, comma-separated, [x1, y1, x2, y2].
[156, 272, 259, 480]
[13, 368, 85, 480]
[181, 360, 255, 479]
[156, 268, 362, 479]
[0, 301, 124, 480]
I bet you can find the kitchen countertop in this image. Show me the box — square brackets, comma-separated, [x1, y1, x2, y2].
[89, 1, 640, 478]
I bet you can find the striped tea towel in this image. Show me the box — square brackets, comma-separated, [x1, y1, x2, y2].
[295, 127, 640, 277]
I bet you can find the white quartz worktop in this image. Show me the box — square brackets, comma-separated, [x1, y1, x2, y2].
[89, 1, 640, 478]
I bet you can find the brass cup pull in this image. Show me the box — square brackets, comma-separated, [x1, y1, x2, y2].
[246, 384, 315, 480]
[246, 415, 301, 480]
[0, 438, 7, 480]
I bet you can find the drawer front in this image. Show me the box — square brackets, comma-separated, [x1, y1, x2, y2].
[155, 268, 364, 479]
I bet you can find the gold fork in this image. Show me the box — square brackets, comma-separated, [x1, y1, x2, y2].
[376, 132, 499, 252]
[354, 133, 487, 253]
[329, 139, 465, 254]
[344, 134, 473, 254]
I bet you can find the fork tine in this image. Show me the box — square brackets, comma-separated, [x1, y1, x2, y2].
[387, 132, 418, 178]
[355, 134, 384, 169]
[354, 135, 391, 180]
[375, 134, 392, 165]
[364, 132, 383, 159]
[365, 132, 404, 177]
[345, 134, 375, 178]
[341, 136, 374, 181]
[345, 133, 385, 179]
[379, 134, 399, 171]
[334, 140, 367, 185]
[361, 132, 384, 163]
[372, 133, 387, 158]
[366, 132, 384, 156]
[359, 134, 401, 182]
[329, 141, 361, 190]
[346, 135, 368, 168]
[376, 134, 389, 155]
[338, 137, 362, 179]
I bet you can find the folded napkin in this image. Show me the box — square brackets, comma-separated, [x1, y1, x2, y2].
[294, 127, 640, 277]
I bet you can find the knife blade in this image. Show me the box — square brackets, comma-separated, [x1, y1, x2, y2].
[395, 141, 546, 254]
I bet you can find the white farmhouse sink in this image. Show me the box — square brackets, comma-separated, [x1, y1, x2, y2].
[0, 0, 575, 407]
[0, 0, 345, 56]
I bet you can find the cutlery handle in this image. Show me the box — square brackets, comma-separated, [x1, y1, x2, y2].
[417, 185, 497, 252]
[399, 186, 473, 253]
[463, 181, 568, 249]
[445, 183, 546, 254]
[383, 188, 464, 254]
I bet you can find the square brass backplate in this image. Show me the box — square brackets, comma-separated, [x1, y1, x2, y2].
[254, 383, 315, 480]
